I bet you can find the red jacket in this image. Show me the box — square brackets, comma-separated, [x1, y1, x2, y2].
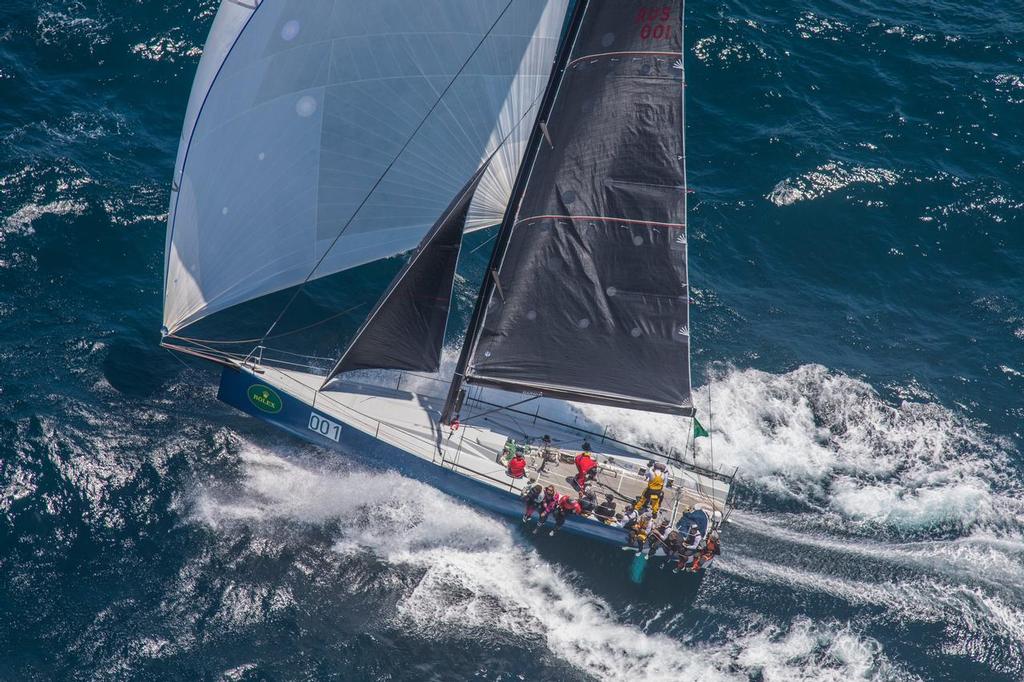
[507, 456, 526, 478]
[575, 453, 597, 475]
[559, 497, 582, 514]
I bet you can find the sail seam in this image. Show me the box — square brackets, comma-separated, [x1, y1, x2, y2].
[566, 50, 681, 68]
[514, 214, 686, 229]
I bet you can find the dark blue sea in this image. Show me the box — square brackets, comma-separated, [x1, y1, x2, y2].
[2, 0, 1022, 680]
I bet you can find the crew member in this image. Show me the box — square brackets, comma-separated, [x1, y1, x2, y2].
[573, 446, 598, 491]
[658, 530, 686, 569]
[644, 517, 673, 560]
[522, 484, 544, 523]
[499, 437, 516, 465]
[549, 495, 582, 536]
[689, 530, 721, 571]
[673, 523, 704, 573]
[617, 500, 642, 528]
[535, 486, 560, 532]
[537, 434, 558, 473]
[579, 491, 597, 517]
[622, 511, 655, 554]
[634, 461, 667, 513]
[506, 451, 527, 479]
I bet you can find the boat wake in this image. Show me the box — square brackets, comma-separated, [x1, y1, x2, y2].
[723, 515, 1024, 665]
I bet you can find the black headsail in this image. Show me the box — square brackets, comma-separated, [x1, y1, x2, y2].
[445, 0, 693, 419]
[321, 166, 487, 385]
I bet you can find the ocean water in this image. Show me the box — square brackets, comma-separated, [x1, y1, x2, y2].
[1, 0, 1022, 680]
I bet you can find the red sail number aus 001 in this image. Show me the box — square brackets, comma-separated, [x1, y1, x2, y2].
[635, 5, 674, 41]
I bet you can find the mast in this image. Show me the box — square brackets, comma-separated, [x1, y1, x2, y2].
[443, 0, 590, 424]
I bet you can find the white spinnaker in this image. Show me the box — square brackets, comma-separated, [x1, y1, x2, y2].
[163, 0, 569, 335]
[464, 100, 534, 232]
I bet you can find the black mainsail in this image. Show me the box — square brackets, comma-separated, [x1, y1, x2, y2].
[446, 0, 693, 418]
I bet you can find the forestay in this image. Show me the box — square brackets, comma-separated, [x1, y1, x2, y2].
[460, 0, 694, 416]
[163, 0, 570, 335]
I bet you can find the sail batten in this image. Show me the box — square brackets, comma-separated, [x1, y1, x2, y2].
[453, 0, 694, 416]
[163, 0, 571, 335]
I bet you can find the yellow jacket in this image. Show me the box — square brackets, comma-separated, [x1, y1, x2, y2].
[646, 471, 665, 492]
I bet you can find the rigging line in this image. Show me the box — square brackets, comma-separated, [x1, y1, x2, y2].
[162, 340, 243, 362]
[163, 337, 240, 357]
[468, 231, 499, 254]
[166, 303, 365, 346]
[257, 0, 518, 348]
[259, 348, 338, 362]
[462, 395, 539, 423]
[499, 410, 532, 441]
[160, 342, 242, 368]
[164, 346, 194, 372]
[681, 411, 694, 492]
[166, 346, 334, 373]
[236, 355, 333, 371]
[163, 334, 253, 361]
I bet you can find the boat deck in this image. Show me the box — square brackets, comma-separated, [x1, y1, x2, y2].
[522, 449, 724, 524]
[247, 365, 732, 528]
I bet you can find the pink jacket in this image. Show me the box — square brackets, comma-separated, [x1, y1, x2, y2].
[541, 492, 561, 515]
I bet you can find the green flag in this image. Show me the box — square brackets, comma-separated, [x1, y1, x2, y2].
[693, 417, 709, 439]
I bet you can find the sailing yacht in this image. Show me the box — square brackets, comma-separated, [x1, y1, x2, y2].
[161, 0, 736, 553]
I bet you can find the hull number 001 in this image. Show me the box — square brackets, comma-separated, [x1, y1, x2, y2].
[308, 413, 342, 442]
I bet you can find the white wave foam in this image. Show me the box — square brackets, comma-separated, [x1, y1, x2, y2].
[3, 199, 87, 232]
[767, 162, 901, 206]
[36, 8, 110, 49]
[131, 34, 202, 63]
[992, 74, 1024, 104]
[193, 441, 907, 681]
[693, 35, 769, 64]
[795, 12, 851, 41]
[577, 364, 1022, 532]
[194, 444, 506, 553]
